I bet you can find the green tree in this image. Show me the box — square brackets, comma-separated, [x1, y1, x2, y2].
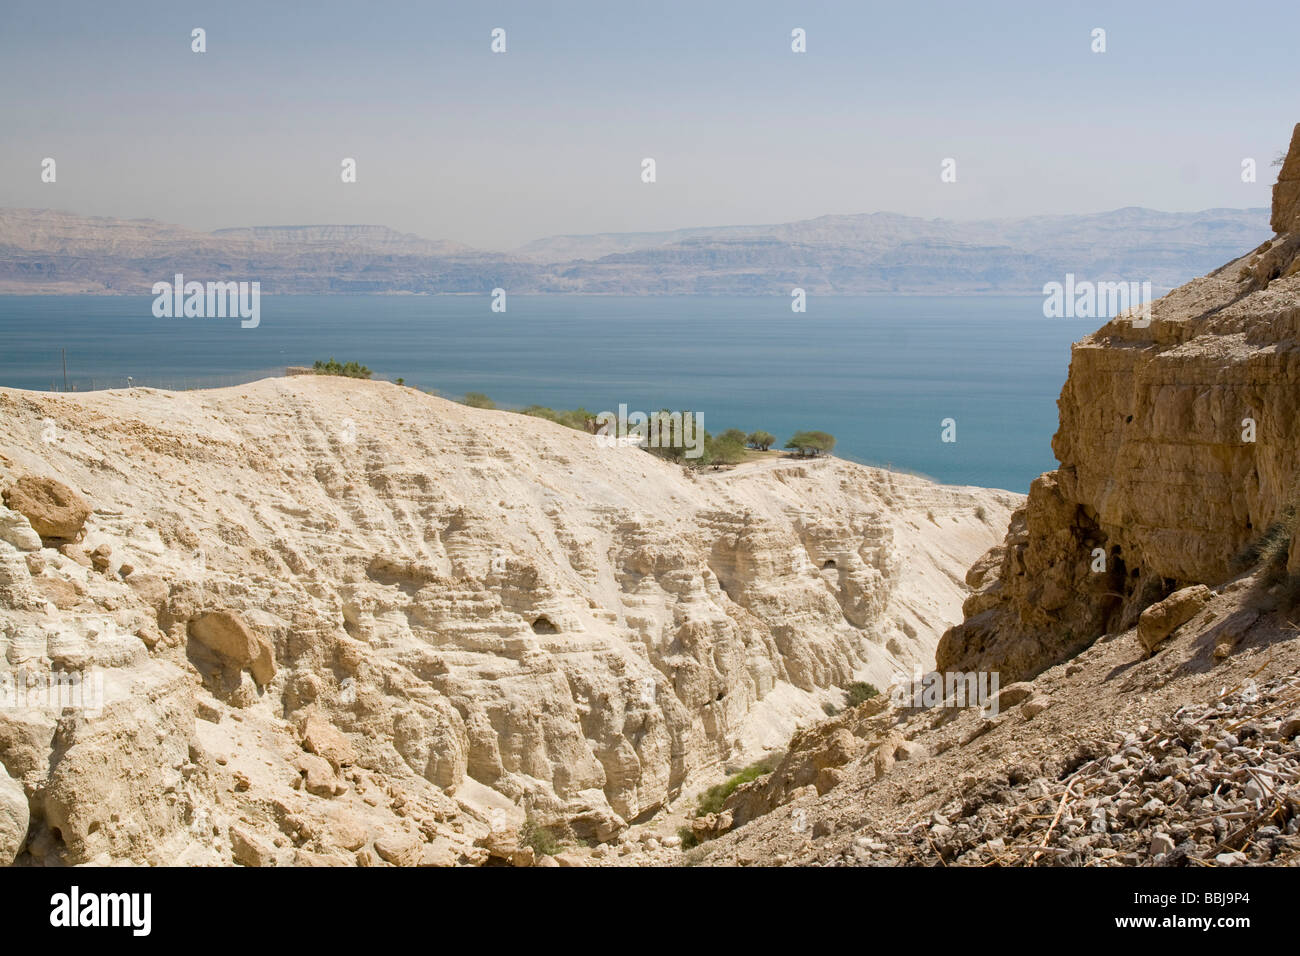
[784, 430, 836, 457]
[746, 430, 776, 451]
[644, 410, 708, 467]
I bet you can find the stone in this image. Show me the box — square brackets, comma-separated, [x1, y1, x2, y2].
[299, 712, 355, 770]
[0, 506, 43, 551]
[189, 610, 276, 685]
[230, 825, 278, 867]
[1022, 696, 1051, 719]
[476, 824, 521, 860]
[997, 682, 1034, 710]
[89, 544, 113, 573]
[322, 808, 368, 851]
[297, 753, 343, 797]
[419, 838, 458, 867]
[511, 846, 535, 867]
[1149, 831, 1175, 857]
[894, 740, 928, 762]
[1137, 586, 1213, 654]
[2, 475, 90, 542]
[0, 764, 29, 864]
[373, 828, 422, 867]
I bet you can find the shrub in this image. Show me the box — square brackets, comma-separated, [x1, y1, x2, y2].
[707, 433, 747, 468]
[695, 759, 775, 817]
[312, 358, 372, 379]
[463, 392, 496, 409]
[974, 505, 987, 522]
[521, 404, 561, 423]
[519, 818, 561, 857]
[846, 682, 880, 707]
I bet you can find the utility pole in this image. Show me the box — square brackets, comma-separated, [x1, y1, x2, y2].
[62, 348, 67, 392]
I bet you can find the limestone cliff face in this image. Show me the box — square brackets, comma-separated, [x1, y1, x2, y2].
[0, 379, 1013, 864]
[938, 123, 1300, 683]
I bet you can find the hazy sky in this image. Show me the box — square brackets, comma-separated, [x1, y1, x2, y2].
[2, 0, 1296, 249]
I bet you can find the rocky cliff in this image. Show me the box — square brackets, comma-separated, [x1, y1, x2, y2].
[0, 377, 1014, 865]
[938, 123, 1300, 684]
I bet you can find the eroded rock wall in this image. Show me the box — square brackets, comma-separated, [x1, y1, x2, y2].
[939, 123, 1300, 683]
[0, 378, 1013, 864]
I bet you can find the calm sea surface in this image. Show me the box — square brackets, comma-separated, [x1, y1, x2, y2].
[0, 295, 1096, 493]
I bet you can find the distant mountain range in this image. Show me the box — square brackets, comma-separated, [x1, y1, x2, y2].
[0, 206, 1272, 296]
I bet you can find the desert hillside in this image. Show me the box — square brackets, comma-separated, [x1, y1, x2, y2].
[0, 376, 1014, 865]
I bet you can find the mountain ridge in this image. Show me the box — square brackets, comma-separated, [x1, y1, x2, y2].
[0, 205, 1272, 296]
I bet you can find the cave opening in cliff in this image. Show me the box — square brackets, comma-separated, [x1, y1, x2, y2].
[822, 559, 837, 569]
[531, 615, 558, 634]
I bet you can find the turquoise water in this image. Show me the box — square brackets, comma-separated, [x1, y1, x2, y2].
[0, 295, 1095, 493]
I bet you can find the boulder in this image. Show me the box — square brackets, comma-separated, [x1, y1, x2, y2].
[299, 712, 355, 770]
[997, 682, 1034, 711]
[419, 838, 459, 867]
[373, 828, 422, 867]
[89, 544, 113, 573]
[0, 764, 29, 863]
[2, 475, 90, 542]
[1137, 586, 1212, 654]
[230, 825, 278, 867]
[296, 753, 343, 797]
[1021, 696, 1051, 719]
[189, 610, 276, 685]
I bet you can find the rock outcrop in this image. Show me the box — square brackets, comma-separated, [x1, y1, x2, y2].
[0, 376, 1013, 864]
[939, 122, 1300, 683]
[0, 763, 27, 864]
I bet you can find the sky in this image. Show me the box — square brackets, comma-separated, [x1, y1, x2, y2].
[1, 0, 1296, 249]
